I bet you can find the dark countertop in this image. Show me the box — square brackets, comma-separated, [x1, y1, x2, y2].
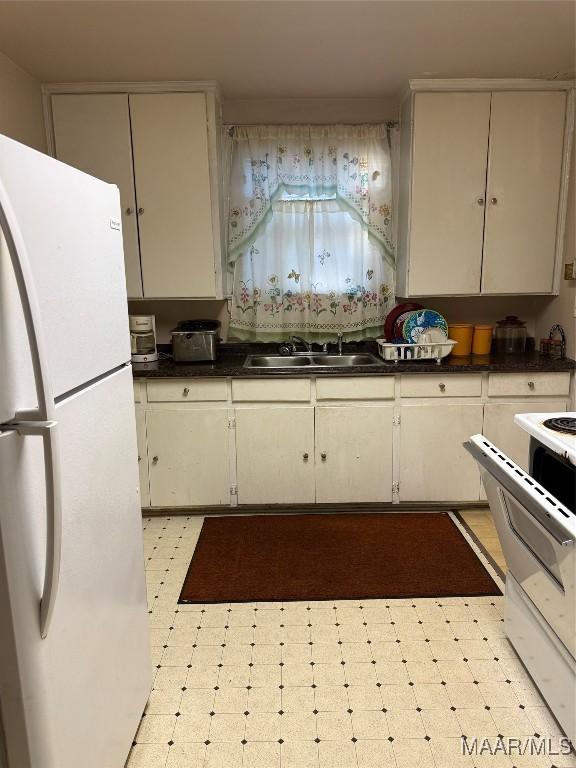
[133, 343, 576, 378]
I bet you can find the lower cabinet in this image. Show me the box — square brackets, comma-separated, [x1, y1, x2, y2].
[135, 409, 150, 508]
[235, 407, 315, 505]
[147, 408, 230, 507]
[399, 403, 484, 502]
[315, 405, 394, 503]
[134, 374, 572, 509]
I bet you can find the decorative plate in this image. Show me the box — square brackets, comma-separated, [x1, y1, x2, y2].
[402, 309, 449, 343]
[384, 302, 423, 342]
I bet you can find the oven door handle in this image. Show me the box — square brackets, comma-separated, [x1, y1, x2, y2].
[464, 440, 573, 548]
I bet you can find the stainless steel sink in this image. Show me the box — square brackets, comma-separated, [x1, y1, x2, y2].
[245, 355, 311, 367]
[244, 353, 384, 369]
[310, 354, 382, 367]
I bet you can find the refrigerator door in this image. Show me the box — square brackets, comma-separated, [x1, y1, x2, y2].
[0, 366, 151, 768]
[0, 133, 130, 414]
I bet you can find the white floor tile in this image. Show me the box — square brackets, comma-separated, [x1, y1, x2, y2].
[132, 515, 568, 768]
[126, 743, 170, 768]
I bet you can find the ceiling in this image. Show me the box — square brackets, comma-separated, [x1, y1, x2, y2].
[0, 1, 573, 100]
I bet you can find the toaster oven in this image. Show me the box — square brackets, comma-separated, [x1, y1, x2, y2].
[171, 320, 221, 362]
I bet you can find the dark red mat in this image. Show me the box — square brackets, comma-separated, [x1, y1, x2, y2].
[178, 512, 501, 604]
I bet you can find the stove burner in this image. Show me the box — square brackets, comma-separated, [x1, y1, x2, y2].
[542, 417, 576, 435]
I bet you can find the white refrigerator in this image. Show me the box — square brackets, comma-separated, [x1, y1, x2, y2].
[0, 135, 151, 767]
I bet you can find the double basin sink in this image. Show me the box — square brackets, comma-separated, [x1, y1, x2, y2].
[244, 353, 385, 369]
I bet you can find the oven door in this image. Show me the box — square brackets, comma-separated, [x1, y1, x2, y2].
[465, 435, 576, 656]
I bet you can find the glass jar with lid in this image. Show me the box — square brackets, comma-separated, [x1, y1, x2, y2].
[494, 315, 527, 355]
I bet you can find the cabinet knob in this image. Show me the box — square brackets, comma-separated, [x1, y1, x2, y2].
[321, 452, 327, 461]
[183, 387, 190, 397]
[137, 455, 141, 462]
[137, 207, 145, 215]
[302, 452, 309, 461]
[477, 198, 485, 206]
[125, 207, 134, 215]
[152, 455, 159, 464]
[489, 197, 498, 205]
[528, 381, 535, 390]
[439, 383, 446, 392]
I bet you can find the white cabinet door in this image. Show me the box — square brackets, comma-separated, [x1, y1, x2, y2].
[399, 404, 483, 502]
[147, 409, 230, 507]
[408, 92, 491, 295]
[51, 94, 142, 298]
[235, 407, 315, 505]
[129, 93, 216, 298]
[481, 91, 566, 294]
[483, 401, 567, 471]
[135, 409, 150, 507]
[315, 405, 393, 503]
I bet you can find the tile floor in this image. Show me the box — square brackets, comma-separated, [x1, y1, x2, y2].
[460, 509, 507, 574]
[126, 513, 574, 768]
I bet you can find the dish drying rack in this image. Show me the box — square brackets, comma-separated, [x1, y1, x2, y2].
[376, 338, 457, 365]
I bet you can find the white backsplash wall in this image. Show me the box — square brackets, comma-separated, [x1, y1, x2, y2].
[397, 295, 549, 339]
[128, 300, 231, 343]
[534, 150, 575, 359]
[129, 295, 547, 348]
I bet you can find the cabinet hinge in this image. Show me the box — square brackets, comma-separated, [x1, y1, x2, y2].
[230, 485, 238, 496]
[228, 416, 236, 430]
[392, 481, 400, 495]
[393, 414, 401, 426]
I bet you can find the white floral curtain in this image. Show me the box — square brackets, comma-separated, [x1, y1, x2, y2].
[228, 124, 396, 341]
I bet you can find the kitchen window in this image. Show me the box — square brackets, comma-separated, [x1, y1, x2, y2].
[227, 124, 397, 342]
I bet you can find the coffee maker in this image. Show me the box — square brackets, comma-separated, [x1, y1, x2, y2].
[129, 315, 158, 363]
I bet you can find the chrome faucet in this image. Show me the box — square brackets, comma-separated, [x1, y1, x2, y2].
[321, 332, 344, 355]
[290, 336, 313, 353]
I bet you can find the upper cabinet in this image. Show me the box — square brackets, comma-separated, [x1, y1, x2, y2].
[481, 91, 567, 294]
[47, 84, 225, 300]
[396, 80, 574, 297]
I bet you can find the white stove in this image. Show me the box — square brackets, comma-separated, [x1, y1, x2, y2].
[515, 411, 576, 466]
[466, 413, 576, 744]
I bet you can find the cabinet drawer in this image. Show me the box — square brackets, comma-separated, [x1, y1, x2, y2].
[232, 378, 311, 402]
[316, 376, 395, 401]
[401, 374, 481, 398]
[146, 378, 228, 402]
[488, 373, 571, 398]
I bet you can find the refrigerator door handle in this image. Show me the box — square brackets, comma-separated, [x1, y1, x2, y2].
[1, 183, 62, 639]
[12, 420, 62, 638]
[0, 181, 56, 423]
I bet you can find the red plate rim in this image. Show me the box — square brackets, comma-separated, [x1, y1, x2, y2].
[384, 302, 424, 341]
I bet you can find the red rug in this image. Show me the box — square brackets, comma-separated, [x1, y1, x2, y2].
[179, 512, 501, 604]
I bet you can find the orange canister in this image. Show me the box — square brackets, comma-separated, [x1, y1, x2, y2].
[472, 324, 493, 355]
[448, 324, 474, 356]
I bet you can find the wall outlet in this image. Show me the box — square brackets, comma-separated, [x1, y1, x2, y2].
[564, 262, 576, 280]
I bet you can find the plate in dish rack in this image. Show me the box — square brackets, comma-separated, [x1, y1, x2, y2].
[402, 309, 449, 343]
[384, 302, 424, 341]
